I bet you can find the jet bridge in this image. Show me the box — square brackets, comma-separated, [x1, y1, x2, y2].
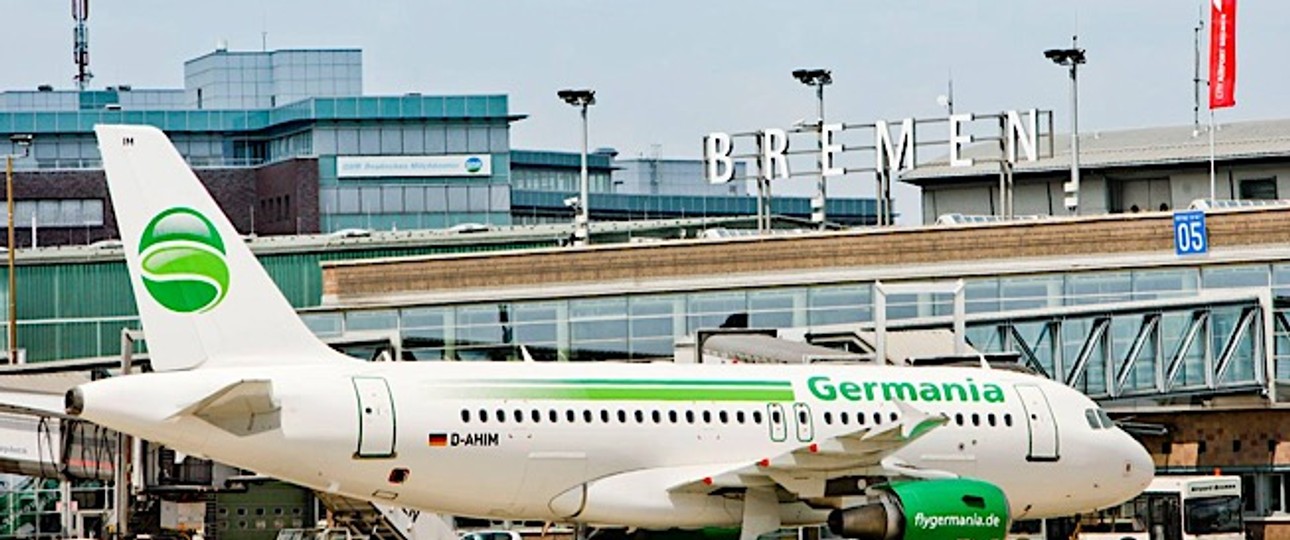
[863, 288, 1283, 408]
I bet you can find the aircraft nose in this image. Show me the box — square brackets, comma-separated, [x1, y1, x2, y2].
[1121, 434, 1155, 494]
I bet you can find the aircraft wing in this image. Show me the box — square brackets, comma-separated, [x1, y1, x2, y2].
[669, 401, 951, 498]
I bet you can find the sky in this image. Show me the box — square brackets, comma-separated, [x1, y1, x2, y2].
[4, 1, 1288, 222]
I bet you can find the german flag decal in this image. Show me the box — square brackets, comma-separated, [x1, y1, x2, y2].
[428, 433, 448, 447]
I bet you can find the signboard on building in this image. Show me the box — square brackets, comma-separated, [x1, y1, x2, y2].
[337, 155, 492, 178]
[1173, 210, 1208, 256]
[0, 412, 59, 465]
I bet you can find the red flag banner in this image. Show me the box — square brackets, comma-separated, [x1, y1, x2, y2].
[1209, 0, 1237, 109]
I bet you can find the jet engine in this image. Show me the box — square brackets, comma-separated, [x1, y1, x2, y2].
[827, 479, 1009, 540]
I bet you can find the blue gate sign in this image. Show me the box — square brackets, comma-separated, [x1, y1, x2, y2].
[1173, 210, 1208, 256]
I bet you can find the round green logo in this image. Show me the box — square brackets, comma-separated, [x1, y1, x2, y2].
[138, 207, 230, 314]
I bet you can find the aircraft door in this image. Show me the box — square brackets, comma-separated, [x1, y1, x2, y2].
[353, 376, 397, 458]
[1014, 384, 1059, 461]
[767, 403, 787, 442]
[792, 403, 815, 442]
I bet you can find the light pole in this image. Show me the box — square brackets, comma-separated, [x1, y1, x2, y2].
[1045, 36, 1086, 215]
[557, 89, 595, 246]
[6, 133, 32, 364]
[792, 68, 832, 228]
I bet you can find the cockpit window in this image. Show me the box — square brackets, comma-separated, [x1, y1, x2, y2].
[1085, 408, 1117, 430]
[1096, 409, 1115, 429]
[1084, 409, 1102, 429]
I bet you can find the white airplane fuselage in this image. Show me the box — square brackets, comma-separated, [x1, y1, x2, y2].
[77, 360, 1153, 529]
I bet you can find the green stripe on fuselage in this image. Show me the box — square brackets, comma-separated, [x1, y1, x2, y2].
[430, 379, 795, 402]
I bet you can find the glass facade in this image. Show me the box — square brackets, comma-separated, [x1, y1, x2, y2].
[510, 189, 878, 226]
[183, 49, 362, 109]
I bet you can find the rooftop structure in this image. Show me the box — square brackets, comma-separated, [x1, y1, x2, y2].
[904, 118, 1290, 221]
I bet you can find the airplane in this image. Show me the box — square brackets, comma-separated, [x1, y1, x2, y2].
[63, 124, 1154, 540]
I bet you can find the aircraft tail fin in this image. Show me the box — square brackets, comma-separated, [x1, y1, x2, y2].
[95, 125, 347, 370]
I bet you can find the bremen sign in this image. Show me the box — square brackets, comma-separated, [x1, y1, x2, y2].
[703, 109, 1042, 184]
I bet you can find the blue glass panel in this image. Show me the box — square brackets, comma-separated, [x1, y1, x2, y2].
[315, 99, 336, 118]
[12, 113, 34, 132]
[34, 113, 56, 131]
[401, 96, 422, 116]
[358, 98, 379, 117]
[336, 98, 358, 117]
[189, 112, 208, 131]
[466, 96, 488, 117]
[445, 96, 466, 117]
[1201, 264, 1269, 290]
[488, 95, 507, 116]
[378, 97, 400, 118]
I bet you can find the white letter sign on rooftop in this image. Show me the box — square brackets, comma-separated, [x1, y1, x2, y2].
[704, 132, 734, 184]
[758, 128, 790, 180]
[949, 114, 974, 168]
[820, 123, 844, 177]
[1007, 109, 1038, 164]
[875, 118, 915, 173]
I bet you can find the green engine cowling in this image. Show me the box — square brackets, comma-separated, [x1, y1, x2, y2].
[827, 478, 1009, 540]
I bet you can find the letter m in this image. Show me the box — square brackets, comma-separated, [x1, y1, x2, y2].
[875, 119, 915, 173]
[881, 382, 918, 401]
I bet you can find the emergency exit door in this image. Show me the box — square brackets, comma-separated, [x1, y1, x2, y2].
[1014, 384, 1059, 461]
[353, 377, 397, 458]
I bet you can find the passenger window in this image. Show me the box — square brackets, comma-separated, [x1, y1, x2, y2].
[752, 411, 763, 424]
[873, 412, 882, 425]
[856, 412, 865, 425]
[971, 413, 980, 426]
[600, 410, 609, 423]
[1003, 414, 1013, 427]
[770, 410, 780, 424]
[548, 410, 558, 423]
[669, 410, 678, 423]
[583, 410, 593, 423]
[513, 410, 523, 423]
[840, 411, 849, 425]
[566, 410, 575, 423]
[889, 412, 898, 423]
[634, 410, 644, 423]
[736, 411, 746, 424]
[479, 409, 489, 423]
[955, 413, 964, 426]
[652, 410, 661, 424]
[1084, 409, 1101, 429]
[823, 412, 833, 425]
[987, 413, 996, 427]
[531, 410, 541, 423]
[461, 410, 470, 423]
[496, 410, 506, 423]
[686, 410, 695, 424]
[617, 410, 627, 423]
[703, 411, 713, 423]
[719, 411, 729, 424]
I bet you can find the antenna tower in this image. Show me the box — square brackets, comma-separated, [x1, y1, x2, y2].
[73, 0, 92, 91]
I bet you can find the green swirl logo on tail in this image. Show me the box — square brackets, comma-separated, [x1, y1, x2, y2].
[138, 207, 229, 314]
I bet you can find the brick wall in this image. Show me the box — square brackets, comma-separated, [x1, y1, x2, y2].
[323, 206, 1290, 300]
[253, 158, 320, 235]
[1131, 410, 1290, 470]
[1, 159, 320, 247]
